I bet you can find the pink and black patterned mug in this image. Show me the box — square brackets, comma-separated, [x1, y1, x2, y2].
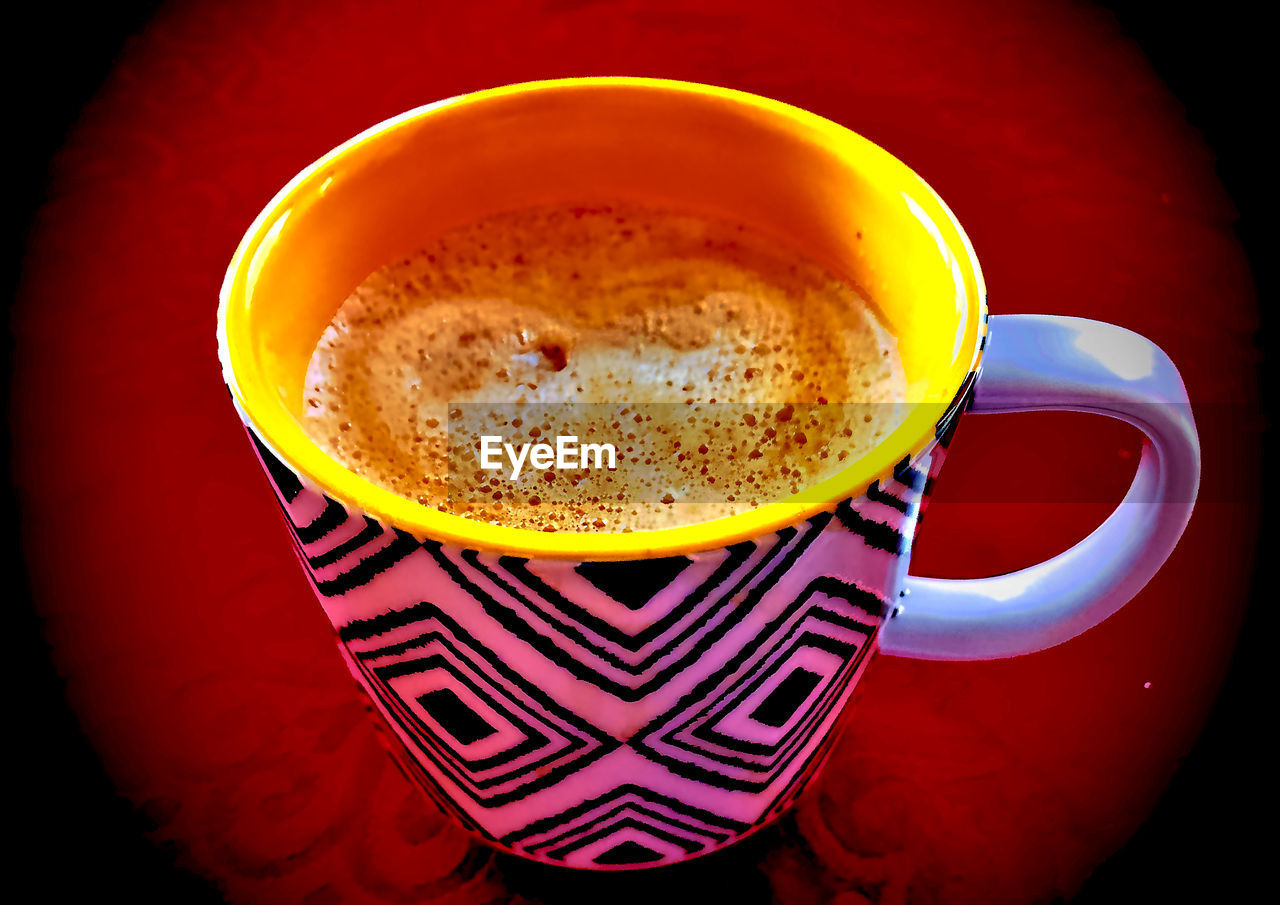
[216, 78, 1200, 869]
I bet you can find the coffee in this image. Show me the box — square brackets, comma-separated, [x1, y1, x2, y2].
[301, 202, 906, 532]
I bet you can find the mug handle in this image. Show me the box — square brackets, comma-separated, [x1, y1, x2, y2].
[878, 314, 1201, 660]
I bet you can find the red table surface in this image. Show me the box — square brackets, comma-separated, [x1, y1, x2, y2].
[12, 1, 1262, 903]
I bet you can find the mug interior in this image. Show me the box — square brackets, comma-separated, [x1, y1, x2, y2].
[218, 77, 986, 559]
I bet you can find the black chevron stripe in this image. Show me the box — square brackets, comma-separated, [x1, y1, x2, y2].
[356, 655, 598, 801]
[340, 597, 439, 642]
[249, 430, 303, 502]
[865, 479, 911, 514]
[423, 541, 638, 700]
[676, 634, 857, 772]
[637, 630, 873, 792]
[493, 543, 754, 651]
[308, 515, 384, 568]
[296, 496, 349, 544]
[521, 801, 735, 854]
[500, 783, 751, 847]
[367, 651, 552, 772]
[314, 529, 422, 596]
[468, 547, 761, 672]
[689, 606, 877, 747]
[428, 515, 832, 700]
[645, 581, 885, 737]
[635, 574, 880, 739]
[891, 460, 926, 493]
[693, 626, 871, 757]
[457, 548, 641, 676]
[363, 680, 566, 796]
[548, 816, 703, 859]
[344, 602, 615, 748]
[341, 608, 618, 808]
[677, 626, 867, 771]
[573, 557, 693, 611]
[834, 500, 906, 554]
[630, 576, 881, 790]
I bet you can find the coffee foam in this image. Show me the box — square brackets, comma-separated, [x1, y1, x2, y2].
[301, 202, 906, 532]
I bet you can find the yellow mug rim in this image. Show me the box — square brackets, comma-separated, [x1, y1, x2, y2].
[217, 76, 988, 561]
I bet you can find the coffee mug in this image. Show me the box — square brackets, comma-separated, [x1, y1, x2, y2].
[216, 78, 1200, 869]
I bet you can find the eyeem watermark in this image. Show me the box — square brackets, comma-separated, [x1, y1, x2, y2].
[446, 401, 1212, 505]
[479, 435, 617, 481]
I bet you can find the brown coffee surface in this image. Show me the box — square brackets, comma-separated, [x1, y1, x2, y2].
[301, 202, 906, 532]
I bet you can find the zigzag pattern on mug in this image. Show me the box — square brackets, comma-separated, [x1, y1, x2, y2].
[498, 783, 754, 866]
[247, 449, 423, 598]
[339, 600, 621, 809]
[630, 575, 882, 793]
[283, 502, 907, 707]
[285, 497, 422, 597]
[420, 516, 834, 701]
[244, 432, 896, 829]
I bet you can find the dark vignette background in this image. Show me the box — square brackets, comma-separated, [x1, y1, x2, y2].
[5, 1, 1270, 901]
